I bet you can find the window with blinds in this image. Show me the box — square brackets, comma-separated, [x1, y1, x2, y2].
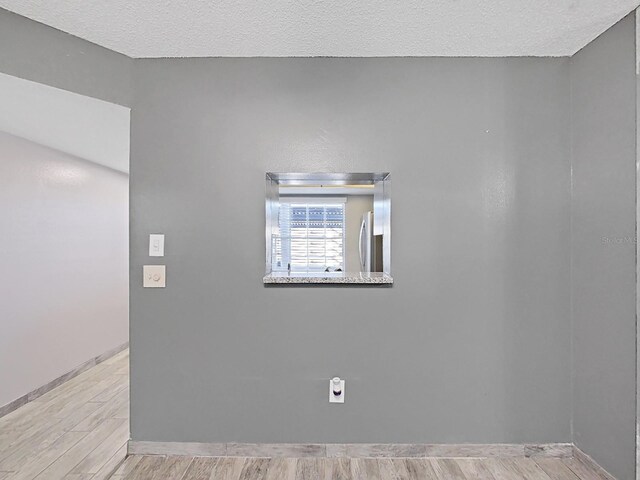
[273, 199, 345, 272]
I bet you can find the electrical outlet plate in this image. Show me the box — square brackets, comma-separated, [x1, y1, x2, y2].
[329, 379, 345, 403]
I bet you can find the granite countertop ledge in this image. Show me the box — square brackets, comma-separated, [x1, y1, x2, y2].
[263, 272, 393, 285]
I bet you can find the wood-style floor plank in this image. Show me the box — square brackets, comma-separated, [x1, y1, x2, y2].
[211, 457, 246, 480]
[264, 458, 297, 480]
[0, 349, 130, 480]
[560, 458, 609, 480]
[71, 389, 129, 433]
[181, 456, 218, 480]
[404, 459, 437, 480]
[7, 431, 88, 480]
[238, 458, 269, 480]
[33, 418, 126, 479]
[0, 400, 103, 469]
[506, 458, 554, 480]
[122, 455, 165, 480]
[69, 420, 128, 475]
[354, 459, 381, 480]
[325, 458, 350, 480]
[0, 400, 102, 464]
[455, 458, 496, 480]
[377, 459, 402, 480]
[151, 455, 193, 479]
[293, 458, 322, 480]
[429, 459, 466, 480]
[110, 454, 143, 479]
[91, 443, 128, 480]
[534, 458, 581, 480]
[484, 459, 520, 480]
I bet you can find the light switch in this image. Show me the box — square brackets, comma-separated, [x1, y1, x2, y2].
[143, 265, 166, 288]
[149, 234, 165, 257]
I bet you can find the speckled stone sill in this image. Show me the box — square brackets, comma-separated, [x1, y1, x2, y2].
[263, 272, 393, 284]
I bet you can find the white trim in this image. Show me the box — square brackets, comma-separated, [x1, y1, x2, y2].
[279, 196, 347, 204]
[280, 187, 374, 196]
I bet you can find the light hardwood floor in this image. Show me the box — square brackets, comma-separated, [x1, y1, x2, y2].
[0, 350, 609, 480]
[112, 455, 610, 480]
[0, 349, 129, 480]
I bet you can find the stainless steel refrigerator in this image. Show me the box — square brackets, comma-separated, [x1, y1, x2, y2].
[359, 211, 382, 273]
[358, 212, 373, 272]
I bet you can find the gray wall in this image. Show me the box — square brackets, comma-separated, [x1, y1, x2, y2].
[130, 57, 572, 444]
[570, 13, 637, 480]
[0, 8, 132, 106]
[0, 132, 129, 408]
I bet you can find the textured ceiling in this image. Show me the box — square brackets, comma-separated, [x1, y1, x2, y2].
[1, 0, 639, 58]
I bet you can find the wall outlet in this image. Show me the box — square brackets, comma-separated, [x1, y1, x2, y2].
[329, 377, 345, 403]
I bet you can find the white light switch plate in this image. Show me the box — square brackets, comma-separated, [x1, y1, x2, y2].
[143, 265, 166, 288]
[149, 234, 165, 257]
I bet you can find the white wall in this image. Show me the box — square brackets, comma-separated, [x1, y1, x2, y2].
[0, 72, 130, 173]
[0, 131, 129, 408]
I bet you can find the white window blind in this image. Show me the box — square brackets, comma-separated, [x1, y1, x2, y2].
[273, 199, 345, 272]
